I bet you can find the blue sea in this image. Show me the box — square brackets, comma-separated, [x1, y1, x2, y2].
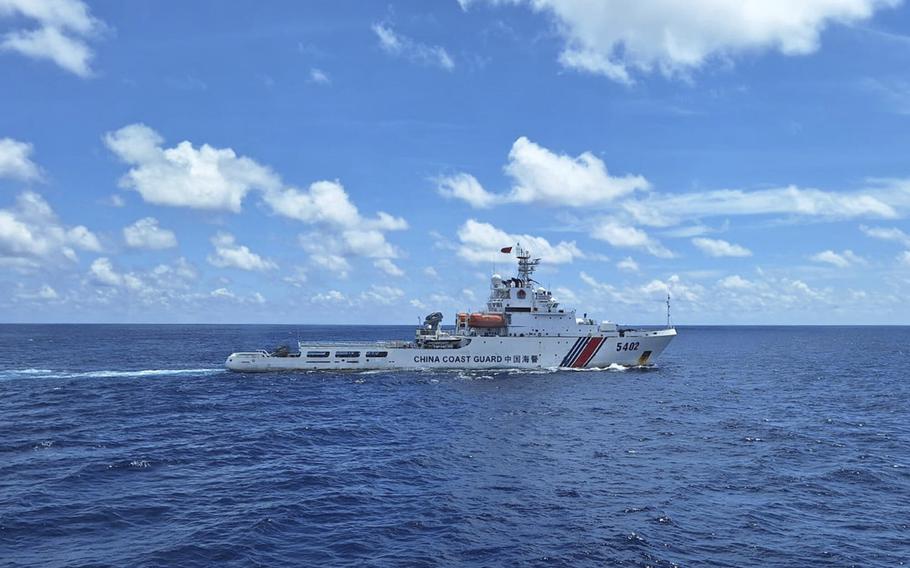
[1, 325, 908, 567]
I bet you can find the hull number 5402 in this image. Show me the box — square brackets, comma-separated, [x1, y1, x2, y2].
[617, 341, 640, 351]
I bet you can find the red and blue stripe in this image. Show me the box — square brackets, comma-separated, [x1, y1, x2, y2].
[559, 336, 606, 368]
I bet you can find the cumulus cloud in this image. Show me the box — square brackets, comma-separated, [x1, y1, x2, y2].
[374, 258, 405, 277]
[860, 224, 910, 247]
[616, 256, 639, 272]
[899, 251, 910, 267]
[592, 221, 673, 258]
[309, 67, 330, 85]
[90, 257, 127, 287]
[361, 284, 405, 305]
[15, 283, 59, 301]
[0, 138, 41, 181]
[810, 249, 865, 268]
[283, 266, 308, 288]
[207, 232, 277, 271]
[718, 274, 754, 289]
[437, 173, 499, 208]
[439, 137, 649, 208]
[123, 217, 177, 250]
[104, 124, 408, 276]
[462, 0, 898, 83]
[306, 250, 351, 278]
[692, 237, 752, 258]
[209, 287, 266, 304]
[0, 191, 100, 265]
[311, 290, 347, 304]
[269, 180, 407, 265]
[581, 270, 702, 304]
[457, 219, 583, 264]
[104, 123, 281, 212]
[372, 22, 454, 70]
[0, 0, 104, 77]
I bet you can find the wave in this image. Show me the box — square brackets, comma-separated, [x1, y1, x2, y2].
[0, 367, 225, 380]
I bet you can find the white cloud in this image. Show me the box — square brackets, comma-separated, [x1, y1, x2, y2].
[0, 0, 104, 77]
[552, 286, 578, 305]
[267, 181, 407, 266]
[439, 137, 649, 209]
[16, 283, 58, 300]
[457, 219, 583, 264]
[810, 249, 864, 268]
[0, 191, 100, 264]
[86, 256, 194, 298]
[899, 251, 910, 267]
[624, 185, 898, 227]
[123, 217, 177, 250]
[692, 237, 752, 258]
[309, 67, 330, 85]
[305, 250, 352, 278]
[105, 124, 407, 276]
[266, 180, 364, 227]
[149, 257, 197, 285]
[89, 257, 123, 287]
[210, 287, 235, 300]
[283, 266, 308, 288]
[505, 137, 649, 206]
[580, 270, 702, 304]
[0, 138, 41, 180]
[464, 0, 898, 83]
[616, 256, 639, 272]
[311, 290, 347, 304]
[208, 287, 265, 304]
[423, 266, 439, 278]
[372, 22, 454, 70]
[718, 274, 754, 289]
[437, 173, 499, 208]
[593, 221, 673, 258]
[207, 232, 277, 271]
[374, 258, 405, 277]
[104, 123, 281, 212]
[860, 224, 910, 247]
[361, 284, 405, 305]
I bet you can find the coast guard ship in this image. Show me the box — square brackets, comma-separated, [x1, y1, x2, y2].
[225, 245, 677, 372]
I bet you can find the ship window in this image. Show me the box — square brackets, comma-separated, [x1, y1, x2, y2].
[306, 351, 330, 358]
[335, 351, 360, 358]
[365, 351, 388, 358]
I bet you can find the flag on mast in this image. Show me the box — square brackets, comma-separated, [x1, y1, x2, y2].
[500, 246, 513, 253]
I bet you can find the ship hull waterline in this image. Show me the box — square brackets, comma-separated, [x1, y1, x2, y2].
[226, 328, 676, 372]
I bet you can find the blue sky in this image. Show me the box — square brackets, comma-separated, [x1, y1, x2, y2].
[2, 0, 910, 324]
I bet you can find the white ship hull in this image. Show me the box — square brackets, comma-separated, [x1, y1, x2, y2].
[226, 328, 676, 372]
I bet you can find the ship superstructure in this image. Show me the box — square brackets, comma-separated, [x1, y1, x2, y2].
[225, 245, 676, 372]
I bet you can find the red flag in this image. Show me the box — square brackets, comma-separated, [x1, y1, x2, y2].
[500, 246, 512, 253]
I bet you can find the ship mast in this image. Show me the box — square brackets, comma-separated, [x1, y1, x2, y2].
[515, 243, 540, 285]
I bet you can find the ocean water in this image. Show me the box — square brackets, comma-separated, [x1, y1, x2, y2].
[1, 324, 908, 567]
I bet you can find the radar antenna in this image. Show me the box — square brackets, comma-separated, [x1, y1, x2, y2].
[666, 292, 672, 329]
[515, 243, 540, 285]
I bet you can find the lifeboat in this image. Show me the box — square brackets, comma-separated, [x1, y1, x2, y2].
[467, 312, 506, 328]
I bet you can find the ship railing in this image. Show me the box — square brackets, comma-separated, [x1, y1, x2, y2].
[296, 340, 415, 349]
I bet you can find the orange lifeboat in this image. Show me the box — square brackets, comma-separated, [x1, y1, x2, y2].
[467, 312, 506, 328]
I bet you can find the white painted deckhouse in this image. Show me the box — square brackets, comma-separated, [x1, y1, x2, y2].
[225, 245, 677, 371]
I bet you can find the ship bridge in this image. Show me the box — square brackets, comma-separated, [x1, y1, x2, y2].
[454, 244, 615, 338]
